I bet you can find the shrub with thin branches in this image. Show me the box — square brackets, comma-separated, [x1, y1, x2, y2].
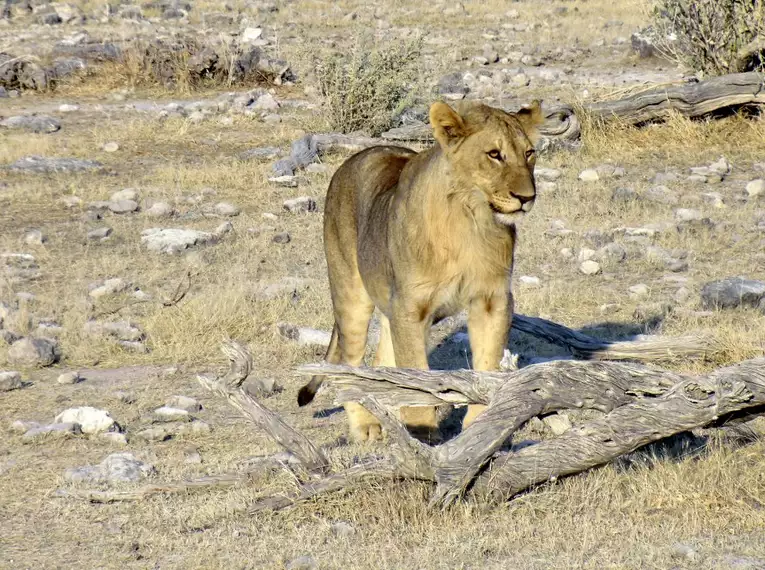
[311, 35, 425, 137]
[652, 0, 765, 75]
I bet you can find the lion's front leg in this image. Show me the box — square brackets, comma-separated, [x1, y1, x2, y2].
[463, 291, 512, 428]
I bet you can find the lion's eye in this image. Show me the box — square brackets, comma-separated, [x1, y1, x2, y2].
[487, 150, 502, 160]
[525, 149, 536, 160]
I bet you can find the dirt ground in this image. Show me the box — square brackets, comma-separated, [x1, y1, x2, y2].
[2, 1, 765, 569]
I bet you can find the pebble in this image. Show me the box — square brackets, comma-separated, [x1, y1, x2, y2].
[57, 371, 82, 385]
[136, 426, 172, 442]
[108, 199, 139, 214]
[269, 175, 299, 187]
[628, 284, 649, 298]
[87, 227, 112, 240]
[154, 406, 191, 422]
[166, 395, 202, 412]
[64, 452, 155, 484]
[578, 169, 599, 182]
[0, 371, 23, 392]
[89, 277, 130, 298]
[55, 406, 118, 434]
[518, 275, 541, 288]
[277, 322, 332, 347]
[284, 197, 317, 213]
[110, 188, 138, 202]
[214, 202, 241, 217]
[272, 232, 291, 244]
[579, 260, 601, 275]
[543, 413, 572, 435]
[24, 230, 46, 246]
[145, 202, 175, 217]
[746, 179, 764, 197]
[102, 142, 120, 153]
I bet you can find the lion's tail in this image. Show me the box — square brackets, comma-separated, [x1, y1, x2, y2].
[297, 324, 339, 406]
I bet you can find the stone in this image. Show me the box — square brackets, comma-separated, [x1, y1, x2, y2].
[87, 227, 112, 240]
[102, 142, 120, 153]
[214, 202, 240, 217]
[64, 453, 155, 484]
[518, 275, 541, 288]
[700, 277, 765, 310]
[100, 432, 128, 445]
[57, 371, 81, 384]
[84, 320, 144, 341]
[269, 175, 298, 187]
[674, 208, 703, 223]
[136, 426, 172, 442]
[11, 420, 40, 434]
[0, 371, 23, 391]
[272, 232, 291, 244]
[543, 413, 572, 435]
[245, 376, 280, 398]
[241, 27, 263, 43]
[8, 337, 59, 367]
[166, 395, 202, 412]
[253, 93, 279, 111]
[579, 260, 601, 275]
[287, 556, 317, 570]
[108, 200, 139, 214]
[436, 71, 469, 99]
[535, 167, 562, 181]
[0, 115, 61, 134]
[746, 179, 765, 198]
[597, 242, 627, 263]
[272, 159, 297, 177]
[24, 230, 46, 246]
[141, 228, 218, 254]
[145, 202, 175, 217]
[110, 189, 138, 202]
[709, 157, 730, 175]
[7, 156, 103, 174]
[55, 406, 118, 434]
[60, 196, 83, 209]
[283, 197, 317, 213]
[628, 284, 650, 298]
[578, 169, 599, 182]
[277, 323, 332, 347]
[643, 185, 678, 205]
[595, 164, 626, 178]
[305, 163, 329, 174]
[23, 422, 81, 440]
[510, 73, 530, 87]
[701, 192, 725, 208]
[154, 406, 191, 422]
[578, 248, 596, 262]
[89, 277, 130, 298]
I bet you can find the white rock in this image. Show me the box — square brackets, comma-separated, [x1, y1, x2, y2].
[277, 323, 332, 347]
[241, 27, 263, 42]
[269, 175, 298, 187]
[543, 413, 572, 435]
[579, 260, 601, 275]
[154, 406, 191, 422]
[746, 179, 765, 197]
[89, 277, 129, 298]
[58, 104, 79, 112]
[166, 395, 202, 412]
[628, 284, 650, 298]
[534, 167, 562, 182]
[103, 142, 120, 153]
[560, 247, 573, 260]
[253, 93, 279, 111]
[54, 406, 117, 434]
[518, 275, 541, 288]
[145, 201, 175, 217]
[578, 169, 599, 182]
[214, 202, 241, 217]
[64, 452, 154, 483]
[674, 208, 703, 222]
[57, 371, 81, 385]
[24, 230, 46, 246]
[0, 371, 23, 392]
[578, 248, 596, 263]
[141, 228, 217, 254]
[283, 197, 317, 213]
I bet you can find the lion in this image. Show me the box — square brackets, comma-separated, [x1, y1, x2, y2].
[297, 99, 544, 443]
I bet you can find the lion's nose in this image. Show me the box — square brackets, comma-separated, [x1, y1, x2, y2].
[515, 194, 535, 204]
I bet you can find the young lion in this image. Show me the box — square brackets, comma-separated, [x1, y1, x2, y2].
[298, 100, 544, 442]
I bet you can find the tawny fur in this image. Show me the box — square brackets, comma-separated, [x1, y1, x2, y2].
[298, 100, 545, 443]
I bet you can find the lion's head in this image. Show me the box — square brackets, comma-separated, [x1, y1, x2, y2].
[429, 99, 544, 226]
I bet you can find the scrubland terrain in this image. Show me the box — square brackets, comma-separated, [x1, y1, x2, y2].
[2, 0, 765, 568]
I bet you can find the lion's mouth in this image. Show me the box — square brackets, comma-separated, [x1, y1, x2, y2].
[489, 202, 528, 226]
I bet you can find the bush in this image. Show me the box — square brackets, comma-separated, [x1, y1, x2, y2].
[652, 0, 764, 75]
[310, 35, 425, 137]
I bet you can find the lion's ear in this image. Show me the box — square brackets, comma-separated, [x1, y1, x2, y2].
[430, 101, 467, 149]
[516, 99, 544, 142]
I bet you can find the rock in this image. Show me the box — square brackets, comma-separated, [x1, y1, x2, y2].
[100, 432, 128, 445]
[579, 260, 601, 275]
[166, 395, 202, 412]
[60, 196, 83, 208]
[7, 156, 103, 174]
[0, 371, 22, 391]
[214, 202, 240, 217]
[643, 185, 678, 205]
[253, 93, 279, 111]
[305, 163, 329, 174]
[510, 73, 530, 87]
[277, 323, 332, 347]
[241, 27, 263, 43]
[8, 337, 59, 367]
[176, 419, 211, 435]
[700, 277, 765, 310]
[108, 199, 139, 214]
[141, 228, 219, 254]
[64, 453, 155, 484]
[89, 277, 130, 298]
[55, 406, 118, 434]
[597, 242, 626, 263]
[701, 192, 725, 208]
[272, 232, 291, 244]
[24, 230, 46, 246]
[674, 287, 691, 304]
[110, 188, 138, 202]
[286, 556, 317, 570]
[518, 275, 541, 288]
[709, 156, 730, 175]
[595, 164, 626, 178]
[84, 320, 144, 341]
[245, 376, 280, 398]
[11, 420, 40, 434]
[23, 422, 81, 440]
[611, 187, 637, 202]
[87, 227, 112, 240]
[102, 142, 120, 153]
[628, 284, 650, 298]
[145, 202, 175, 217]
[269, 175, 298, 187]
[543, 413, 572, 435]
[578, 248, 596, 262]
[290, 135, 319, 168]
[578, 169, 599, 182]
[746, 179, 765, 198]
[283, 197, 317, 213]
[154, 406, 191, 422]
[436, 71, 469, 100]
[330, 521, 355, 538]
[214, 222, 233, 238]
[272, 158, 297, 177]
[535, 167, 562, 181]
[136, 426, 172, 442]
[0, 115, 61, 134]
[57, 371, 81, 384]
[674, 208, 703, 223]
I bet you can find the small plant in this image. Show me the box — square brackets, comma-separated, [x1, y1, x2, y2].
[652, 0, 764, 75]
[310, 34, 425, 137]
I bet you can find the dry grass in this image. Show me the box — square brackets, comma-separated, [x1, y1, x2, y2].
[2, 0, 765, 568]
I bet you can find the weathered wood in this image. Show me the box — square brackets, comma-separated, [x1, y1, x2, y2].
[587, 72, 765, 124]
[474, 358, 765, 502]
[197, 340, 329, 473]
